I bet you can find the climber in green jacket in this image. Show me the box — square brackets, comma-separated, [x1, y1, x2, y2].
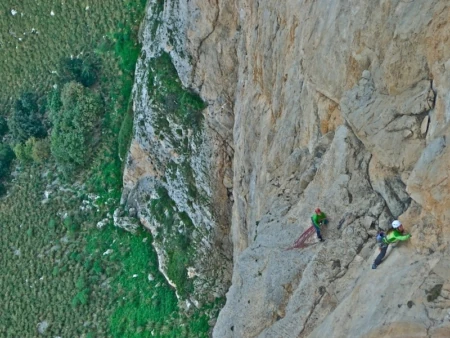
[372, 220, 411, 269]
[311, 208, 328, 242]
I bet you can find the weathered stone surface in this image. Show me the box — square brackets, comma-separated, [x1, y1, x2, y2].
[421, 115, 430, 135]
[341, 75, 431, 171]
[309, 252, 450, 338]
[123, 140, 159, 191]
[407, 127, 450, 241]
[210, 0, 450, 337]
[128, 0, 450, 336]
[368, 155, 411, 219]
[215, 126, 384, 337]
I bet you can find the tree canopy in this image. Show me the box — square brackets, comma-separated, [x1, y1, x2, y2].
[0, 116, 8, 138]
[8, 92, 46, 143]
[0, 143, 14, 178]
[60, 54, 101, 87]
[50, 82, 103, 173]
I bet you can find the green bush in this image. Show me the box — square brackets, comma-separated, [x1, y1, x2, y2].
[0, 116, 8, 138]
[148, 53, 206, 131]
[48, 218, 56, 231]
[60, 54, 101, 87]
[64, 216, 80, 233]
[13, 138, 36, 163]
[8, 93, 46, 143]
[113, 27, 140, 75]
[13, 143, 31, 163]
[167, 249, 194, 296]
[71, 289, 90, 307]
[31, 138, 51, 163]
[75, 277, 87, 290]
[0, 143, 15, 177]
[50, 82, 103, 172]
[47, 89, 62, 122]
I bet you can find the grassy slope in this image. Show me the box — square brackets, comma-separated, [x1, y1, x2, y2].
[0, 1, 131, 109]
[0, 0, 217, 337]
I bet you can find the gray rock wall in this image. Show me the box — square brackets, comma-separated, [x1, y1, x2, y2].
[125, 0, 450, 336]
[212, 0, 450, 337]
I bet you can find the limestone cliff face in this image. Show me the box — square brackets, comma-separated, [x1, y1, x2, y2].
[124, 0, 450, 336]
[121, 0, 238, 304]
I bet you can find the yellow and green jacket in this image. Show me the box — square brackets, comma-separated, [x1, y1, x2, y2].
[382, 229, 411, 244]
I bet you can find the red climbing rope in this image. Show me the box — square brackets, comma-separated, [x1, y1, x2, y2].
[286, 225, 316, 250]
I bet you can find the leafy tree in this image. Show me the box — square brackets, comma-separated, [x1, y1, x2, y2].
[31, 138, 51, 163]
[50, 82, 103, 172]
[13, 142, 33, 163]
[0, 116, 8, 138]
[0, 143, 14, 177]
[47, 89, 62, 123]
[13, 137, 51, 164]
[8, 93, 46, 143]
[60, 54, 101, 87]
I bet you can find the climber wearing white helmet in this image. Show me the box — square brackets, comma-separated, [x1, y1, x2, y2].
[392, 220, 402, 228]
[372, 220, 411, 269]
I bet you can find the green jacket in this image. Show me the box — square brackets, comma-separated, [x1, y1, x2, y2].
[312, 212, 327, 227]
[383, 229, 411, 244]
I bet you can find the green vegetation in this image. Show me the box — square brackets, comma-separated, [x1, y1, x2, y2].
[149, 186, 195, 298]
[148, 52, 206, 141]
[0, 167, 111, 336]
[13, 137, 51, 164]
[31, 137, 51, 163]
[145, 50, 211, 303]
[0, 116, 9, 137]
[0, 166, 218, 337]
[0, 143, 15, 176]
[147, 51, 209, 200]
[147, 51, 207, 198]
[49, 81, 103, 173]
[8, 92, 46, 143]
[427, 284, 443, 302]
[0, 143, 14, 195]
[60, 53, 101, 87]
[0, 0, 222, 337]
[0, 1, 138, 109]
[13, 138, 33, 163]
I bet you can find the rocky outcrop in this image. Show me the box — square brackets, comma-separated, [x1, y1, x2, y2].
[212, 0, 450, 337]
[341, 73, 433, 171]
[125, 0, 450, 336]
[121, 0, 239, 304]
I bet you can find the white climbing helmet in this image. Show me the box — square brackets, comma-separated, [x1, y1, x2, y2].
[392, 220, 402, 228]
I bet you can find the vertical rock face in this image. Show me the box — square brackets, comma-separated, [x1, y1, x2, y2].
[213, 0, 450, 337]
[125, 0, 450, 336]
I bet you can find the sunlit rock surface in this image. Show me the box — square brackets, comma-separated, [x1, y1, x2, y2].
[125, 0, 450, 336]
